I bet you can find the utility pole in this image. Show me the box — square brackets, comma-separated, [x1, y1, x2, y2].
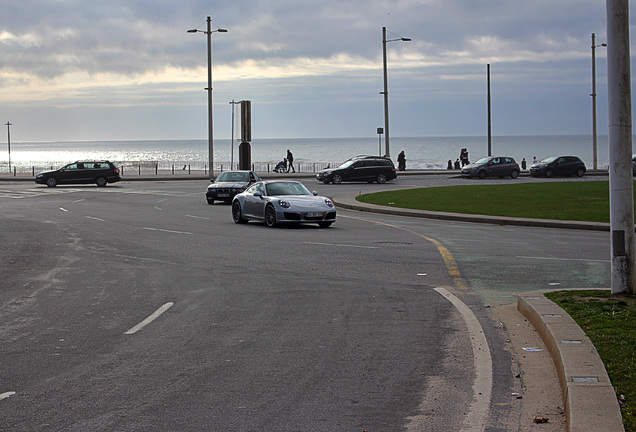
[229, 100, 240, 169]
[487, 64, 492, 156]
[5, 121, 11, 173]
[607, 0, 635, 294]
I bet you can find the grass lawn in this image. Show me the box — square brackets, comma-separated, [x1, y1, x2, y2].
[356, 181, 629, 223]
[546, 290, 635, 431]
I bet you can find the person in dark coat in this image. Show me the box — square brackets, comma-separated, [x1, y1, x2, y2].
[286, 149, 295, 173]
[397, 151, 406, 171]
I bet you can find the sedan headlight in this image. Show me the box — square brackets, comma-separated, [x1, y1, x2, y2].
[278, 200, 291, 208]
[324, 198, 334, 208]
[323, 170, 332, 176]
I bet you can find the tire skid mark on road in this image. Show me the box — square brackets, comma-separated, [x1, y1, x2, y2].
[124, 302, 174, 335]
[303, 241, 379, 249]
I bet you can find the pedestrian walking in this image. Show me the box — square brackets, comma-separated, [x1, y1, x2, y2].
[286, 149, 295, 173]
[397, 151, 406, 171]
[460, 148, 469, 167]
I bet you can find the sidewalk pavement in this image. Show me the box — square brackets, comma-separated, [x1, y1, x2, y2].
[0, 168, 623, 430]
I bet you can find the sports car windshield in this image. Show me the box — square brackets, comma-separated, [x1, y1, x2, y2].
[216, 172, 249, 182]
[265, 182, 311, 196]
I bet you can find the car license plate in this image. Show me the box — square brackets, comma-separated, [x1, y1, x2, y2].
[306, 212, 323, 218]
[218, 193, 230, 198]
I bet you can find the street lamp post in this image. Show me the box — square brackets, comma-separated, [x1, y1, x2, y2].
[5, 121, 11, 173]
[229, 100, 240, 169]
[188, 17, 227, 178]
[381, 27, 411, 159]
[591, 33, 607, 170]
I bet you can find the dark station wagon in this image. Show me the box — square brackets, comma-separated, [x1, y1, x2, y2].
[35, 161, 121, 187]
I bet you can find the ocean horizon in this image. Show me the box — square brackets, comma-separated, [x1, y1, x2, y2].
[1, 134, 622, 173]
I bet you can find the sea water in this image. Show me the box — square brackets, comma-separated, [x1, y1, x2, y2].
[1, 135, 619, 171]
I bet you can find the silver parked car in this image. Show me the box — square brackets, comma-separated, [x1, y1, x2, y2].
[231, 180, 336, 228]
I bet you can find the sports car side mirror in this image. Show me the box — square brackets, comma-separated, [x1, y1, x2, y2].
[254, 192, 263, 198]
[312, 191, 318, 196]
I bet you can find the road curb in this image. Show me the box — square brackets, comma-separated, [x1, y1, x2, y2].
[517, 291, 624, 432]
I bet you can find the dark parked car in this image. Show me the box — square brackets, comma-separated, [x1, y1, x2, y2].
[461, 156, 520, 179]
[35, 161, 121, 187]
[206, 170, 261, 204]
[316, 156, 397, 184]
[530, 156, 586, 177]
[632, 154, 636, 175]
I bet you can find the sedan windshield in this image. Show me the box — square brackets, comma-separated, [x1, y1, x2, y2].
[216, 172, 249, 182]
[475, 157, 491, 164]
[541, 156, 558, 163]
[266, 182, 311, 196]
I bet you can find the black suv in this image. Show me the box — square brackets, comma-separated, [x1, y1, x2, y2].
[530, 156, 586, 177]
[36, 161, 121, 187]
[316, 156, 397, 184]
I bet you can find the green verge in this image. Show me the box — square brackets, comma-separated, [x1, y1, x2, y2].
[545, 290, 635, 432]
[356, 181, 628, 223]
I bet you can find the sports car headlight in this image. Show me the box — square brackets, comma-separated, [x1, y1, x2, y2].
[324, 198, 334, 208]
[278, 200, 291, 208]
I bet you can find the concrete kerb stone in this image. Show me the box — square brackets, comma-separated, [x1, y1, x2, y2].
[517, 291, 624, 432]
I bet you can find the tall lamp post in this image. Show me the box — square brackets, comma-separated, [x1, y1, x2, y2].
[5, 121, 11, 173]
[591, 33, 607, 170]
[381, 26, 411, 159]
[188, 17, 227, 178]
[229, 100, 240, 169]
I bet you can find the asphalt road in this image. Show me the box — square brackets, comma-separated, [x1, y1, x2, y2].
[0, 177, 610, 431]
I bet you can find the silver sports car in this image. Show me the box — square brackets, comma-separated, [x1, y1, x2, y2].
[231, 180, 337, 228]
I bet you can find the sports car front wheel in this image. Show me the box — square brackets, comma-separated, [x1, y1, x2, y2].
[265, 204, 278, 227]
[232, 201, 247, 224]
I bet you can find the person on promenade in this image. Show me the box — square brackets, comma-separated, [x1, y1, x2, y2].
[447, 160, 453, 170]
[286, 149, 295, 173]
[397, 151, 406, 171]
[533, 156, 537, 165]
[460, 148, 469, 166]
[454, 158, 460, 169]
[521, 158, 527, 170]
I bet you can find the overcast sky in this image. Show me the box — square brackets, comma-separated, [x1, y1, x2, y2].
[0, 0, 630, 142]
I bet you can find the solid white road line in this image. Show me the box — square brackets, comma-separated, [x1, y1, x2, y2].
[86, 216, 106, 222]
[124, 302, 174, 335]
[434, 287, 492, 432]
[142, 227, 193, 235]
[0, 391, 16, 401]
